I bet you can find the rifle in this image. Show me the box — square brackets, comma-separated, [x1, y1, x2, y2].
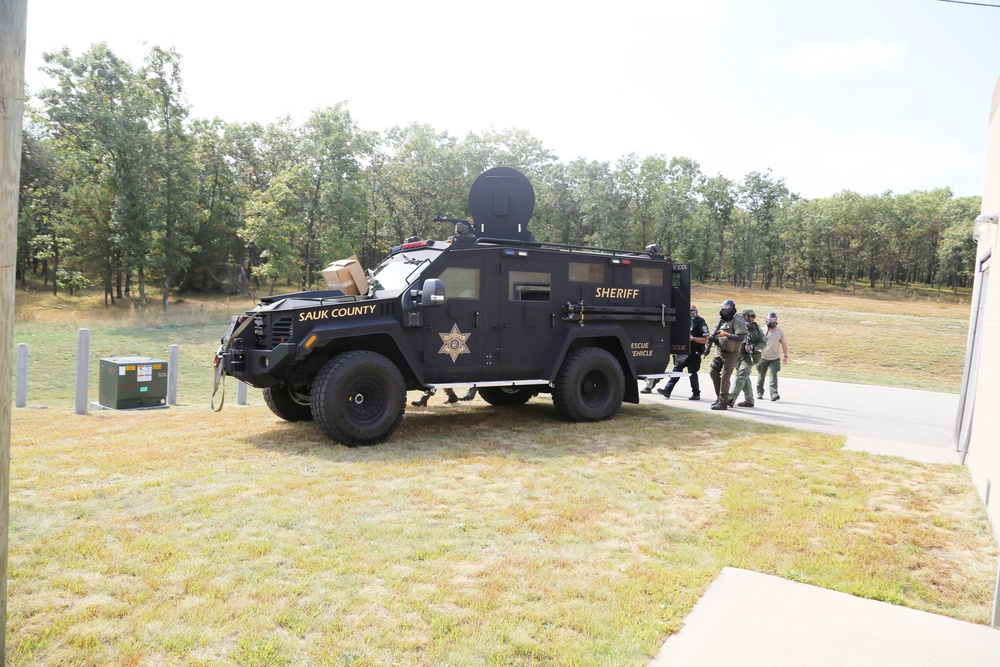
[742, 321, 764, 362]
[703, 320, 724, 357]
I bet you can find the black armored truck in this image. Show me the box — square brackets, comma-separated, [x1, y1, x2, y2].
[214, 168, 691, 446]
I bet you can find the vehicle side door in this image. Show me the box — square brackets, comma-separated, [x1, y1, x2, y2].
[670, 263, 692, 357]
[497, 259, 558, 374]
[420, 257, 485, 381]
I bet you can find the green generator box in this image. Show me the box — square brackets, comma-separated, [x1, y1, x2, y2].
[99, 357, 169, 409]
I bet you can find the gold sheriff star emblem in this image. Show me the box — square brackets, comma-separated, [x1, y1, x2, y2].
[438, 324, 472, 362]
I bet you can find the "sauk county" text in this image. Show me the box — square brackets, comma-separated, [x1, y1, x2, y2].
[298, 304, 378, 322]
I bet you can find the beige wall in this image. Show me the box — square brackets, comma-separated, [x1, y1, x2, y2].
[966, 75, 1000, 544]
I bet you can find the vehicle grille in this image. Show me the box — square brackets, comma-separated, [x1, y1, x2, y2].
[255, 315, 294, 349]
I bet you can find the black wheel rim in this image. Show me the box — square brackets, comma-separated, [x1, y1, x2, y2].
[580, 368, 611, 407]
[289, 385, 311, 406]
[345, 376, 387, 424]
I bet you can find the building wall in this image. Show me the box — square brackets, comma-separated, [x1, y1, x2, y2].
[966, 74, 1000, 544]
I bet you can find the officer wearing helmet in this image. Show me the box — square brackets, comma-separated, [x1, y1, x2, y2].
[708, 299, 747, 410]
[728, 308, 766, 407]
[644, 303, 711, 400]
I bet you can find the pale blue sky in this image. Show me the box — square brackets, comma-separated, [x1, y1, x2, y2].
[23, 0, 1000, 199]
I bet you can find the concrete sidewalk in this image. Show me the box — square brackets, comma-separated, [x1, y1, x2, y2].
[650, 568, 1000, 666]
[642, 378, 1000, 665]
[641, 376, 962, 463]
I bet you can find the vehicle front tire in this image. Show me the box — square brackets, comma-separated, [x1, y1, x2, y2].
[478, 386, 537, 406]
[262, 382, 313, 422]
[311, 351, 406, 446]
[552, 347, 625, 422]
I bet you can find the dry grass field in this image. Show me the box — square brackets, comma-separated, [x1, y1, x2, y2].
[7, 283, 995, 666]
[689, 282, 970, 392]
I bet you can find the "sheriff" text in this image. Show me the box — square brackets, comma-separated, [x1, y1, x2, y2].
[594, 287, 638, 299]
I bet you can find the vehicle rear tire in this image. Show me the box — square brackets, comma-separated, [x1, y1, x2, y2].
[552, 347, 625, 422]
[263, 382, 313, 422]
[479, 386, 537, 406]
[311, 351, 406, 446]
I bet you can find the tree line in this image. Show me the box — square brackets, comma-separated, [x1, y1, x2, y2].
[17, 43, 981, 308]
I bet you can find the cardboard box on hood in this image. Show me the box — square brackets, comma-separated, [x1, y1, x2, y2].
[321, 256, 367, 295]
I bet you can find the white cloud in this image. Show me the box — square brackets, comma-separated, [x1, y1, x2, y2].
[774, 38, 908, 77]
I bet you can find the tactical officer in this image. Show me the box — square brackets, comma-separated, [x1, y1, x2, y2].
[647, 304, 710, 400]
[728, 308, 765, 407]
[708, 299, 747, 410]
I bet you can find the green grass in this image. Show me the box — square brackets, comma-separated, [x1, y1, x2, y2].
[12, 290, 256, 406]
[9, 404, 995, 666]
[5, 284, 995, 666]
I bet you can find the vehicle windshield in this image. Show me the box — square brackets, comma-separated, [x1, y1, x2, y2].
[370, 249, 439, 293]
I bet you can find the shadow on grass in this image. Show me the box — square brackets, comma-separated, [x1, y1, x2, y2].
[245, 399, 799, 463]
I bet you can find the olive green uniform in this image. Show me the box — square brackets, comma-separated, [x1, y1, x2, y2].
[708, 315, 748, 404]
[730, 320, 765, 406]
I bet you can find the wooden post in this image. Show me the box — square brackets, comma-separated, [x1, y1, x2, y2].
[237, 380, 248, 405]
[0, 0, 27, 660]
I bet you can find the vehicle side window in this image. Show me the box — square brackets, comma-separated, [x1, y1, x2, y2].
[438, 267, 480, 299]
[633, 266, 663, 287]
[509, 270, 551, 302]
[568, 262, 604, 283]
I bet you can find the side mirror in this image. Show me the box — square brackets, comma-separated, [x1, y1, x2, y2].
[419, 278, 445, 306]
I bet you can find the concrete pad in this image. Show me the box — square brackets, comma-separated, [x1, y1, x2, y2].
[843, 436, 964, 465]
[640, 377, 961, 464]
[651, 568, 1000, 667]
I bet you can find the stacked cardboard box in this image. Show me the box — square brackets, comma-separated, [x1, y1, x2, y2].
[321, 255, 367, 295]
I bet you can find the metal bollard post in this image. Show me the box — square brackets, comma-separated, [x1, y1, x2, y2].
[168, 344, 179, 405]
[15, 343, 27, 408]
[75, 329, 90, 415]
[237, 380, 248, 405]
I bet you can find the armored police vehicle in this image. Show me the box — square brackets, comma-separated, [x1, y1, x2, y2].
[213, 168, 691, 446]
